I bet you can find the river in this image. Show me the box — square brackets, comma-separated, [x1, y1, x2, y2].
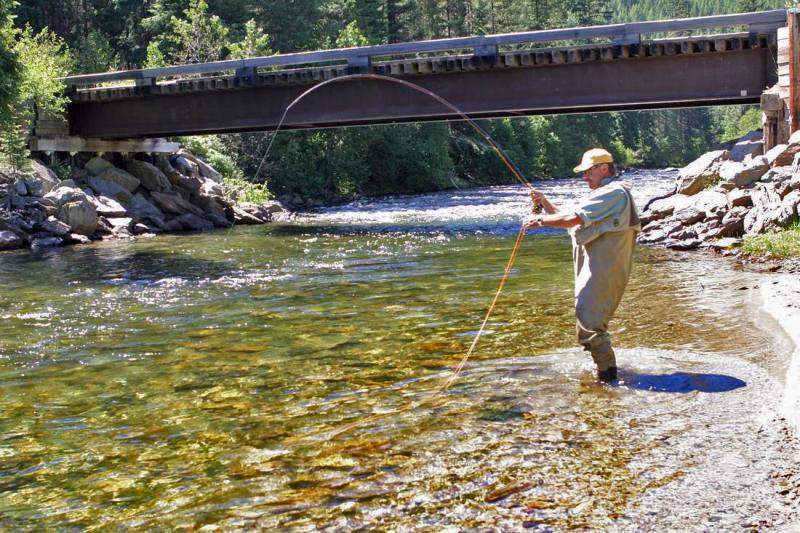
[0, 170, 797, 530]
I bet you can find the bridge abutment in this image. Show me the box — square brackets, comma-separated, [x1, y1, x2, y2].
[762, 9, 799, 151]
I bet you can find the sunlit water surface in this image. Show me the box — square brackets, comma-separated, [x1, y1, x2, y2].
[0, 171, 796, 530]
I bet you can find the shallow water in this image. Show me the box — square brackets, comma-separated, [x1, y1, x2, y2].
[0, 171, 796, 530]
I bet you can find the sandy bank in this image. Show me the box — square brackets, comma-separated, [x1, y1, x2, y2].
[760, 274, 800, 433]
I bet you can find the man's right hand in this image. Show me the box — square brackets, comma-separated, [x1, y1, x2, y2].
[529, 189, 546, 212]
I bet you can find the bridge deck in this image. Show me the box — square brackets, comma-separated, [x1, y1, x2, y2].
[72, 33, 772, 102]
[60, 10, 788, 139]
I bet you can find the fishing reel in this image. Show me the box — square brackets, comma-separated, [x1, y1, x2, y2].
[529, 190, 544, 214]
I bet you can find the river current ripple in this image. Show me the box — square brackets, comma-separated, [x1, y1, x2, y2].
[0, 170, 797, 530]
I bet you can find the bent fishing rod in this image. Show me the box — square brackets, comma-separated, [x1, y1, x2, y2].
[256, 74, 541, 443]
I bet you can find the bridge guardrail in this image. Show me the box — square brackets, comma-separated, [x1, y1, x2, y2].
[63, 9, 787, 88]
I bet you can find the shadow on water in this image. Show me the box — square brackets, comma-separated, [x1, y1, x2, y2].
[617, 370, 746, 393]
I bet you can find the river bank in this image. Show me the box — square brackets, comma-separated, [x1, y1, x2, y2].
[0, 151, 289, 252]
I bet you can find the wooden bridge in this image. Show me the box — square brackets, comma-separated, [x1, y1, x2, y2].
[32, 9, 800, 153]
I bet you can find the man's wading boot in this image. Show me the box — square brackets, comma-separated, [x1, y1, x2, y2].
[597, 366, 618, 383]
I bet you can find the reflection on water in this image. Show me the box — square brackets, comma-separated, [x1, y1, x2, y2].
[0, 171, 795, 530]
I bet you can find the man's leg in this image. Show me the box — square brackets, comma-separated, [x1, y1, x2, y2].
[576, 310, 617, 379]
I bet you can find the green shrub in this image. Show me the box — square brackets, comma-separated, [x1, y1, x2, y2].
[740, 220, 800, 258]
[222, 174, 272, 204]
[181, 135, 243, 180]
[181, 135, 272, 204]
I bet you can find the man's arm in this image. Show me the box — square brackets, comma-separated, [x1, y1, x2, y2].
[523, 211, 581, 229]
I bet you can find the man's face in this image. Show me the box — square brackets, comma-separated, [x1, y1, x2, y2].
[582, 164, 608, 189]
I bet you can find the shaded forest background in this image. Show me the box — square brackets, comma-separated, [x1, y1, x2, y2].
[0, 0, 793, 201]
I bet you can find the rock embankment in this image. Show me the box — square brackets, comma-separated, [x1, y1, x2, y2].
[0, 151, 288, 251]
[638, 130, 800, 252]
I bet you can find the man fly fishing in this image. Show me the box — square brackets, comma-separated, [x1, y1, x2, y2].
[523, 148, 641, 383]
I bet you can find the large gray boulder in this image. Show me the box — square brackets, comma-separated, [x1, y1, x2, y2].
[765, 143, 800, 168]
[127, 193, 165, 222]
[191, 195, 233, 227]
[0, 230, 23, 250]
[729, 130, 763, 162]
[149, 191, 205, 217]
[88, 194, 127, 217]
[170, 154, 199, 178]
[760, 167, 799, 198]
[726, 188, 752, 209]
[56, 194, 98, 236]
[743, 183, 793, 234]
[37, 216, 72, 236]
[719, 156, 769, 188]
[28, 160, 60, 195]
[689, 189, 727, 215]
[44, 185, 87, 207]
[97, 167, 140, 192]
[676, 150, 730, 196]
[172, 213, 215, 231]
[201, 177, 224, 197]
[13, 179, 27, 195]
[31, 236, 62, 248]
[87, 175, 133, 204]
[85, 156, 114, 176]
[127, 159, 171, 192]
[178, 150, 223, 183]
[780, 189, 800, 222]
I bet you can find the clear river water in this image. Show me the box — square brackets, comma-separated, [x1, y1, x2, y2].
[0, 170, 797, 531]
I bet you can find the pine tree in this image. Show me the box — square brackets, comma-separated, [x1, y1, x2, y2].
[0, 0, 20, 128]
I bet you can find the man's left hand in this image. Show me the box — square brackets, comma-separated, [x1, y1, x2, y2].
[523, 214, 543, 228]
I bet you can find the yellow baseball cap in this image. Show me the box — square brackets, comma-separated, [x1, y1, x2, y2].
[573, 148, 614, 173]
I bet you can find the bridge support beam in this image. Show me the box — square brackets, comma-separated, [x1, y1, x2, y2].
[29, 136, 180, 154]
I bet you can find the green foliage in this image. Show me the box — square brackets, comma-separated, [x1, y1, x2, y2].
[51, 159, 71, 180]
[170, 0, 229, 63]
[144, 41, 168, 68]
[14, 25, 73, 117]
[0, 0, 20, 127]
[335, 21, 369, 48]
[228, 19, 273, 58]
[0, 121, 29, 175]
[712, 105, 762, 143]
[181, 135, 243, 181]
[0, 24, 71, 176]
[147, 0, 230, 65]
[181, 134, 274, 203]
[222, 174, 273, 203]
[75, 30, 117, 74]
[740, 220, 800, 258]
